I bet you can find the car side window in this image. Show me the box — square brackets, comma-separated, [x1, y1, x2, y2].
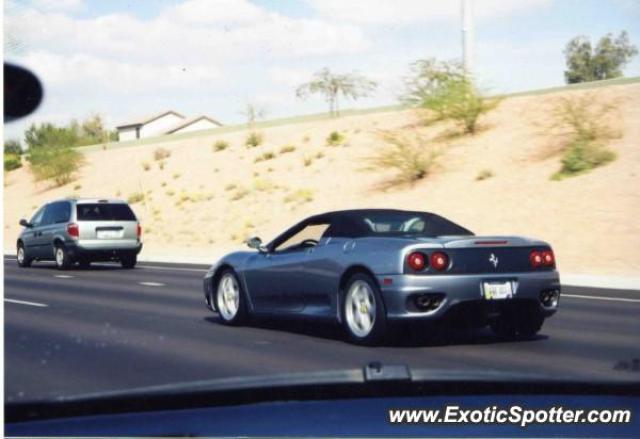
[53, 202, 71, 223]
[274, 223, 330, 252]
[41, 203, 61, 226]
[29, 206, 46, 227]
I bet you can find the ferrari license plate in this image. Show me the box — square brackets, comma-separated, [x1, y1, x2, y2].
[483, 281, 513, 300]
[96, 229, 123, 239]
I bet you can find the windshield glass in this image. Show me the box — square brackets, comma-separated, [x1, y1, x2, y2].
[3, 0, 639, 427]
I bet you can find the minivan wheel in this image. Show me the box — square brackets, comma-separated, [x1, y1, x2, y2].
[215, 269, 248, 326]
[17, 243, 32, 268]
[342, 273, 387, 346]
[54, 245, 71, 270]
[121, 254, 137, 269]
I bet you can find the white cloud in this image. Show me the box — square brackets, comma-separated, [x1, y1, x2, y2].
[19, 51, 222, 93]
[163, 0, 267, 25]
[29, 0, 84, 12]
[7, 2, 369, 64]
[307, 0, 552, 24]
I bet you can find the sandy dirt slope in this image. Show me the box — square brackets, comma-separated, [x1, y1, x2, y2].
[4, 83, 640, 275]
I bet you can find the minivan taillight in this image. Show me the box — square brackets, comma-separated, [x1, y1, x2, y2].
[67, 223, 79, 239]
[137, 223, 142, 239]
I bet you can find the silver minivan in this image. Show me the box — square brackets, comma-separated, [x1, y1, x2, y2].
[17, 198, 142, 269]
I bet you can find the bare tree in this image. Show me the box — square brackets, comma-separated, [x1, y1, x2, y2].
[296, 68, 377, 116]
[240, 102, 267, 129]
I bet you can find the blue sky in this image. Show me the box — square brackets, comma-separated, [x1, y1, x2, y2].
[4, 0, 640, 141]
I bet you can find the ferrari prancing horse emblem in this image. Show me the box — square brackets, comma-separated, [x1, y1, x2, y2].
[489, 253, 499, 268]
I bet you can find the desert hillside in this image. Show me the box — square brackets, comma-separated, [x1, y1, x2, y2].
[4, 82, 640, 275]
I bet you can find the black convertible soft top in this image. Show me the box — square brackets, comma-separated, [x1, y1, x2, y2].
[308, 209, 474, 238]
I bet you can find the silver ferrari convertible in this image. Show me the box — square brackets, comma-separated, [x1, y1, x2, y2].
[203, 209, 560, 345]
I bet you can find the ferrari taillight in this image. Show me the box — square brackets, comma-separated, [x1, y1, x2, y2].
[531, 249, 555, 268]
[430, 251, 449, 271]
[530, 250, 543, 268]
[137, 223, 142, 239]
[407, 252, 426, 271]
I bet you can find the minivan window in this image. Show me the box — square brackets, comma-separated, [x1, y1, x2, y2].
[41, 202, 71, 226]
[29, 206, 45, 226]
[76, 204, 136, 221]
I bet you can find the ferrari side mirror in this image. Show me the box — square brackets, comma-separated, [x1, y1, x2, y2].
[247, 236, 266, 252]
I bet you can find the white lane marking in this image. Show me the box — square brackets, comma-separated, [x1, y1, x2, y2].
[54, 275, 75, 279]
[5, 298, 48, 307]
[139, 281, 165, 287]
[89, 262, 206, 273]
[563, 294, 640, 304]
[137, 265, 207, 273]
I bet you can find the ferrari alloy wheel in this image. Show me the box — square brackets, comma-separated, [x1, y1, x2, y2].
[215, 270, 247, 325]
[343, 273, 386, 345]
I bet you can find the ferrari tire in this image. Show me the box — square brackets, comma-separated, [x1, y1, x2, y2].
[17, 243, 32, 268]
[342, 273, 387, 346]
[215, 269, 248, 326]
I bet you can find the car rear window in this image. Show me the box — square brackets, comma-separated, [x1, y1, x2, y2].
[76, 203, 136, 221]
[356, 212, 473, 237]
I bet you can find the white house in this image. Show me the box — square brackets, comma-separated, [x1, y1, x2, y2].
[117, 110, 186, 141]
[117, 111, 222, 141]
[165, 115, 222, 135]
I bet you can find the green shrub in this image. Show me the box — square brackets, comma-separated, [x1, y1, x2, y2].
[284, 189, 314, 204]
[153, 147, 171, 161]
[4, 153, 22, 171]
[4, 140, 22, 155]
[253, 178, 276, 192]
[552, 139, 616, 180]
[213, 140, 229, 151]
[303, 156, 313, 167]
[225, 183, 237, 191]
[475, 169, 494, 181]
[127, 192, 145, 204]
[279, 145, 296, 154]
[549, 95, 618, 179]
[27, 145, 85, 186]
[231, 187, 249, 201]
[142, 161, 151, 171]
[326, 131, 345, 146]
[245, 131, 263, 148]
[366, 131, 440, 187]
[403, 58, 500, 134]
[254, 151, 275, 163]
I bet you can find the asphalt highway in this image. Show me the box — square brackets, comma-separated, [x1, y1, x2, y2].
[4, 256, 640, 402]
